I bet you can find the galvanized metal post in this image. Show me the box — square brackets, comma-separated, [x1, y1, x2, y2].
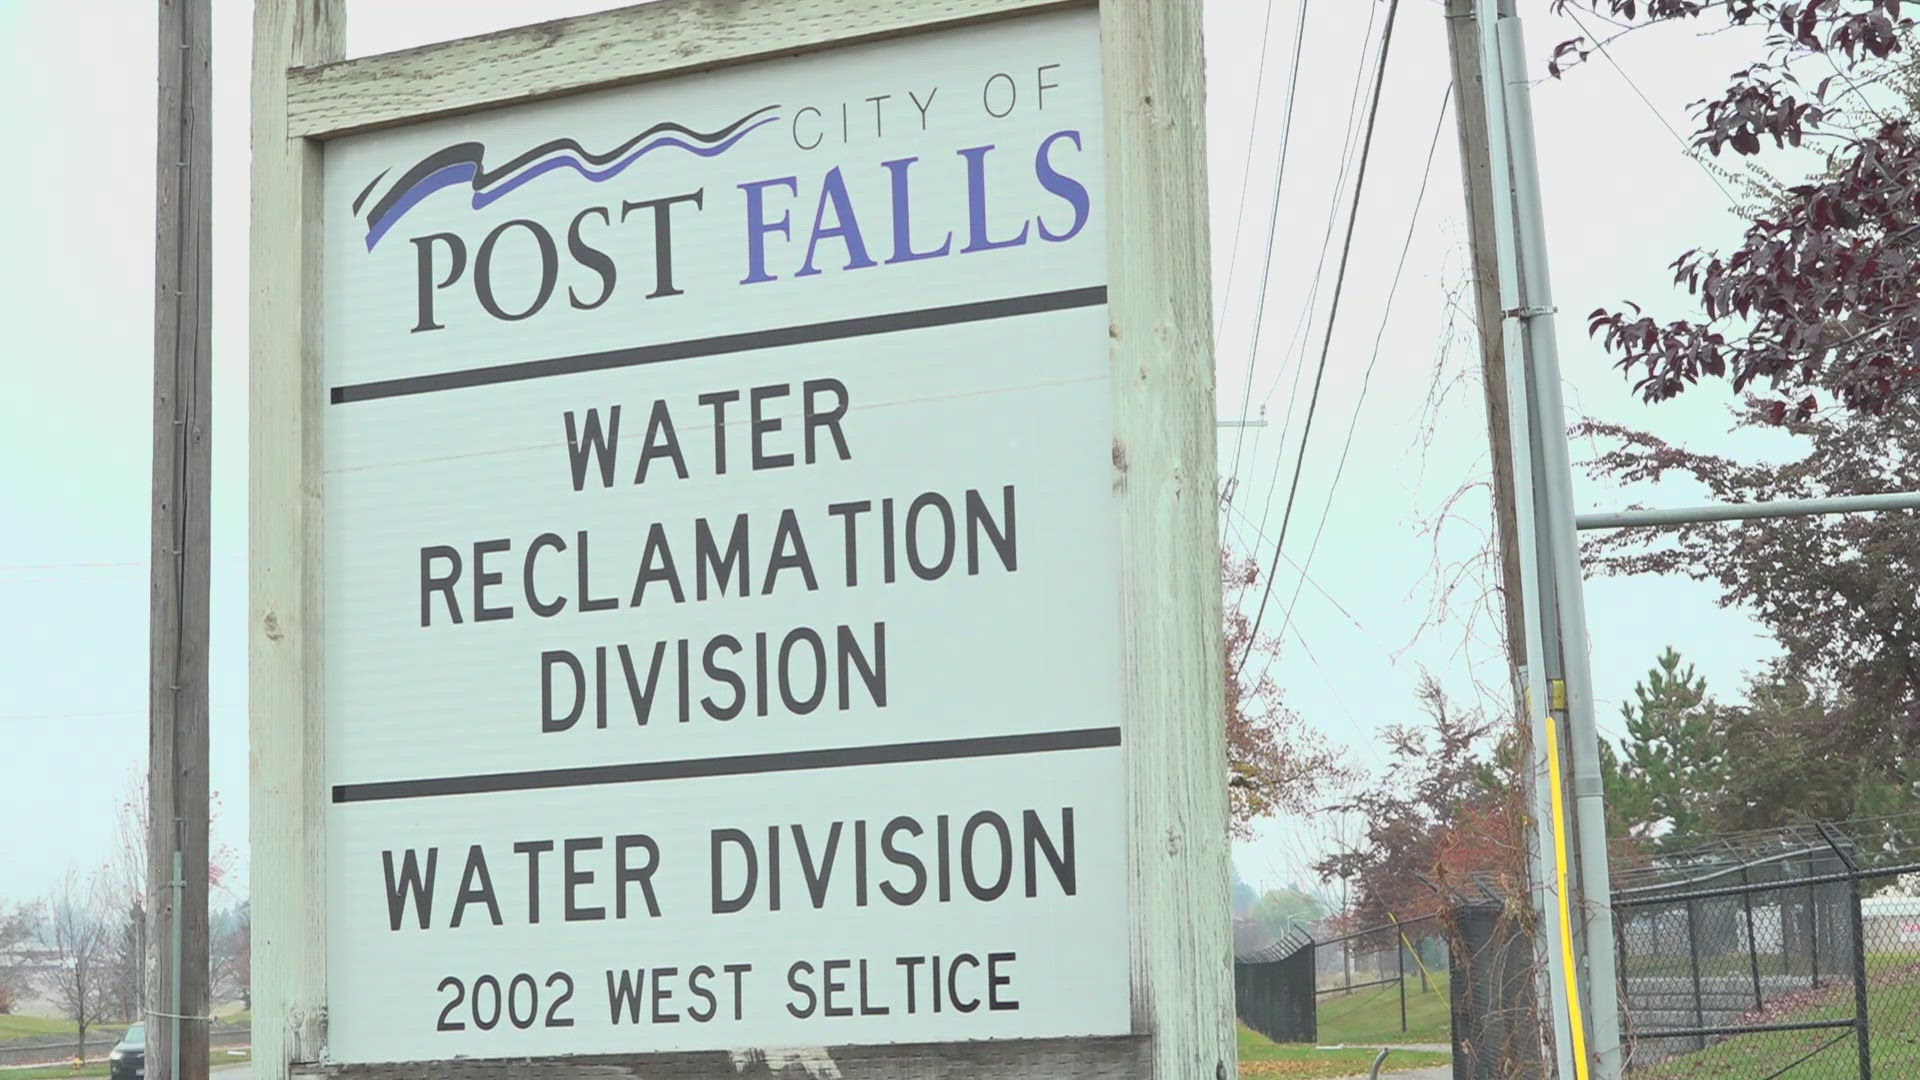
[1818, 825, 1871, 1080]
[1398, 937, 1408, 1034]
[1495, 9, 1627, 1073]
[1811, 876, 1822, 990]
[1576, 490, 1920, 531]
[1452, 2, 1574, 1073]
[1614, 905, 1630, 1057]
[1848, 866, 1870, 1080]
[1741, 867, 1764, 1011]
[1685, 898, 1705, 1052]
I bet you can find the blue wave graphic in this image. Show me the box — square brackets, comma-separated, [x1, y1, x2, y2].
[356, 106, 780, 250]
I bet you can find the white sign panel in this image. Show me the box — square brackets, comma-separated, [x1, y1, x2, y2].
[320, 9, 1126, 1063]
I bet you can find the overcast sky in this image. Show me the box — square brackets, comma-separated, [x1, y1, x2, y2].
[0, 0, 1794, 905]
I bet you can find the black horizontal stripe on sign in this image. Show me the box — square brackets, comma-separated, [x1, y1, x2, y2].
[329, 285, 1109, 404]
[332, 726, 1123, 803]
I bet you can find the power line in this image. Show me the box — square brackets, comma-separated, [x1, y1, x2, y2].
[1282, 620, 1360, 730]
[1563, 8, 1738, 207]
[1272, 87, 1453, 654]
[1237, 0, 1403, 675]
[1241, 0, 1390, 541]
[1213, 0, 1286, 332]
[1224, 0, 1313, 487]
[1225, 500, 1377, 646]
[1235, 88, 1447, 704]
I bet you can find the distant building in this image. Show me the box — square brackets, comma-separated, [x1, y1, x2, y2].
[1863, 893, 1920, 953]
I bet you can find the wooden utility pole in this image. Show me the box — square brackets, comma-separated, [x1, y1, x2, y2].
[1444, 0, 1528, 670]
[149, 2, 212, 1079]
[1446, 3, 1628, 1078]
[1445, 1, 1570, 1077]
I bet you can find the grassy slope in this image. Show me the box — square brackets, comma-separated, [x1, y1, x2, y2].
[1315, 972, 1452, 1046]
[0, 1018, 78, 1043]
[1637, 959, 1920, 1078]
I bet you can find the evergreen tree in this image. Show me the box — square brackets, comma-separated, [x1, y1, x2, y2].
[1608, 648, 1727, 849]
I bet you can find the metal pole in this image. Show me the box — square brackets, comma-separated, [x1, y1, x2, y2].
[1495, 13, 1625, 1077]
[1399, 936, 1408, 1033]
[1810, 876, 1822, 989]
[1576, 490, 1920, 531]
[1848, 866, 1870, 1080]
[1685, 899, 1705, 1053]
[1455, 0, 1577, 1074]
[1614, 907, 1631, 1063]
[1817, 825, 1872, 1080]
[1741, 867, 1764, 1011]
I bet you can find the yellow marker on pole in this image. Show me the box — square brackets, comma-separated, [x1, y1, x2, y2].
[1546, 714, 1592, 1080]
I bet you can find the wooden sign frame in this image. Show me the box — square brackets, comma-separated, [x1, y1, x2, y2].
[249, 2, 1227, 1077]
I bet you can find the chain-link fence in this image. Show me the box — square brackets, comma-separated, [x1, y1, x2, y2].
[1234, 926, 1318, 1044]
[1613, 828, 1920, 1077]
[1313, 912, 1449, 1037]
[1232, 911, 1454, 1045]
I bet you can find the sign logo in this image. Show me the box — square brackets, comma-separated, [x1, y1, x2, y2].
[350, 105, 781, 250]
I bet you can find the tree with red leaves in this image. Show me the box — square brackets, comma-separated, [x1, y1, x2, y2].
[1222, 547, 1354, 839]
[1576, 406, 1920, 825]
[1551, 2, 1920, 841]
[1553, 1, 1920, 417]
[1315, 676, 1525, 925]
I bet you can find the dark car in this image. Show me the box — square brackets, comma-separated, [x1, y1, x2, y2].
[108, 1023, 144, 1080]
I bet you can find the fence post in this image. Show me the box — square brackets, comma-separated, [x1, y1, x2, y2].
[1614, 903, 1632, 1066]
[1685, 898, 1706, 1053]
[1740, 865, 1764, 1012]
[1848, 864, 1871, 1080]
[1810, 872, 1822, 989]
[1814, 824, 1871, 1080]
[1398, 935, 1407, 1034]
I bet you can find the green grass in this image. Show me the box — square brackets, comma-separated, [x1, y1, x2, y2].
[1636, 960, 1920, 1078]
[0, 1064, 108, 1080]
[1314, 972, 1453, 1046]
[1238, 1024, 1450, 1078]
[0, 1050, 248, 1080]
[0, 1017, 78, 1042]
